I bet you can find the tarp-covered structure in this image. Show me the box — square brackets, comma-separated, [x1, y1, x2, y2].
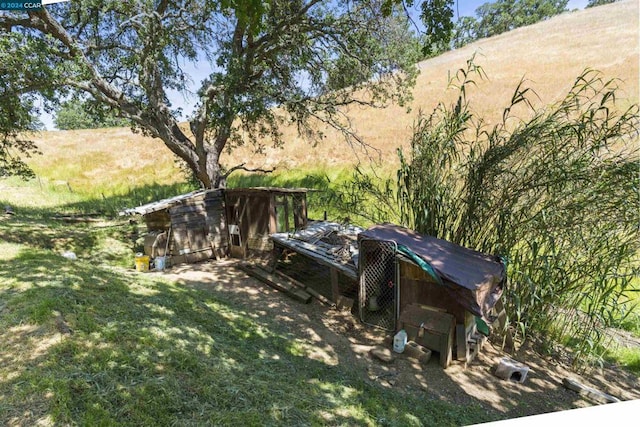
[358, 223, 505, 321]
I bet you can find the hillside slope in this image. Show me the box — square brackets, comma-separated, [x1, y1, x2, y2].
[27, 0, 639, 188]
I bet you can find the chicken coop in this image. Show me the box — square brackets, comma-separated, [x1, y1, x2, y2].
[357, 223, 506, 367]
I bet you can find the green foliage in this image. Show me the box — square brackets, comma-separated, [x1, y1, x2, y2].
[606, 347, 640, 374]
[474, 0, 568, 39]
[419, 0, 455, 57]
[54, 98, 128, 130]
[0, 210, 497, 425]
[1, 1, 420, 189]
[338, 59, 640, 367]
[452, 16, 479, 49]
[382, 0, 454, 57]
[0, 33, 51, 179]
[0, 94, 41, 179]
[453, 0, 569, 48]
[586, 0, 619, 7]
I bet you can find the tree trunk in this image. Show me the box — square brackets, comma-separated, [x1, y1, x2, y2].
[205, 154, 227, 189]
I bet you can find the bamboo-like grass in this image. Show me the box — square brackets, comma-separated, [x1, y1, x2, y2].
[338, 58, 640, 367]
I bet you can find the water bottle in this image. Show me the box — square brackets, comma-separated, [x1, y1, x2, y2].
[393, 329, 408, 353]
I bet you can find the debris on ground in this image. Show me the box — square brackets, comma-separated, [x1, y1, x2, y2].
[403, 341, 432, 366]
[61, 251, 77, 260]
[562, 377, 621, 404]
[53, 311, 73, 335]
[494, 357, 530, 383]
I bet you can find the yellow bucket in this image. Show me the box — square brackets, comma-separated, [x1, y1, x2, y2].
[135, 253, 150, 272]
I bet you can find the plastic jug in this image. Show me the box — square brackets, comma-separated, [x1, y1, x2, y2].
[155, 256, 166, 271]
[393, 329, 408, 353]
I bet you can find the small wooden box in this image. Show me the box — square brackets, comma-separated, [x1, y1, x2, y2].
[398, 304, 455, 368]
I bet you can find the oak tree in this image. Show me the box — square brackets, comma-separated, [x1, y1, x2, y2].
[0, 1, 419, 187]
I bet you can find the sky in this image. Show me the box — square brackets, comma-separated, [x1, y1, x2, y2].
[38, 0, 592, 130]
[455, 0, 589, 18]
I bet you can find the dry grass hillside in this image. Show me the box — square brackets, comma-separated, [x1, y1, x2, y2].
[27, 0, 639, 189]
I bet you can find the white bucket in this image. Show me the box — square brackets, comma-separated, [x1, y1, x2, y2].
[155, 256, 166, 271]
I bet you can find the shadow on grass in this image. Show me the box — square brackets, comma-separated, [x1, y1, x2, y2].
[0, 247, 502, 426]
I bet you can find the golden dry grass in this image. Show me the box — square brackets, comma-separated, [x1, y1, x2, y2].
[26, 0, 639, 187]
[25, 127, 188, 194]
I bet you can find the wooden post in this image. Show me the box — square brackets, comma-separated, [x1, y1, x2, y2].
[300, 194, 308, 227]
[493, 299, 514, 351]
[330, 267, 340, 303]
[268, 193, 277, 234]
[456, 324, 467, 361]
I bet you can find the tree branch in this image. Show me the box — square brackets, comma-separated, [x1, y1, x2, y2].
[222, 163, 276, 179]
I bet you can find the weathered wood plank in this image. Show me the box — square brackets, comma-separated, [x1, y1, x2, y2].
[271, 268, 336, 308]
[330, 267, 340, 304]
[562, 378, 620, 404]
[237, 264, 312, 304]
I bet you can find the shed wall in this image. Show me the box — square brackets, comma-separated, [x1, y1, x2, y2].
[399, 260, 468, 324]
[168, 190, 227, 264]
[225, 190, 308, 256]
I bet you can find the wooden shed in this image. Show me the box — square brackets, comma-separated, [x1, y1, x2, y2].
[224, 187, 308, 258]
[119, 187, 309, 264]
[120, 189, 228, 265]
[357, 223, 506, 367]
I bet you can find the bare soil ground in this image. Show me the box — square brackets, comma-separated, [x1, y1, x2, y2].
[154, 259, 640, 421]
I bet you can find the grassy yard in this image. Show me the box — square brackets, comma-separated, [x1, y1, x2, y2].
[0, 182, 497, 426]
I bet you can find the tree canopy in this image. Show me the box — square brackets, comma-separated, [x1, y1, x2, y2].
[586, 0, 619, 7]
[0, 1, 420, 187]
[54, 98, 129, 130]
[392, 0, 571, 57]
[0, 32, 47, 179]
[450, 0, 569, 50]
[382, 0, 454, 57]
[473, 0, 568, 39]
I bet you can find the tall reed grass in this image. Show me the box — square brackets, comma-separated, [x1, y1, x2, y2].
[336, 58, 640, 367]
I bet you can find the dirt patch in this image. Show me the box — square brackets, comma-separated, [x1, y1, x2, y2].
[154, 259, 639, 420]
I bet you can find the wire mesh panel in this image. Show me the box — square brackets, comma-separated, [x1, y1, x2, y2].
[359, 239, 398, 330]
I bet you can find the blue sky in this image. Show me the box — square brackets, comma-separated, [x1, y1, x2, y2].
[39, 0, 592, 130]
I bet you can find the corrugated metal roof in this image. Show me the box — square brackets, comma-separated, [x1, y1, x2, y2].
[118, 189, 222, 216]
[360, 223, 505, 290]
[118, 187, 310, 216]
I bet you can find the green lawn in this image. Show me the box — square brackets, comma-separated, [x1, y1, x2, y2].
[0, 183, 497, 426]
